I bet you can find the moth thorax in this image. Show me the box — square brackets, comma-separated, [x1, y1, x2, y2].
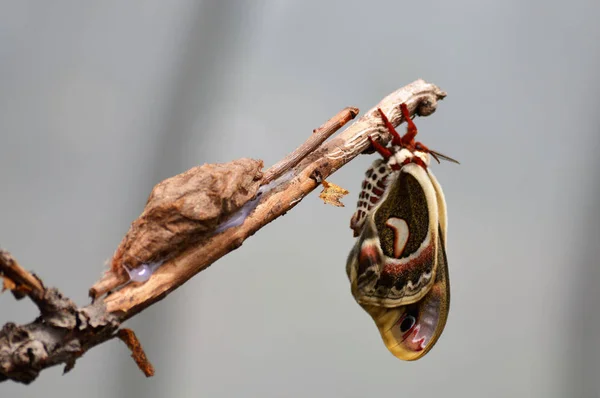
[391, 148, 431, 167]
[414, 150, 430, 166]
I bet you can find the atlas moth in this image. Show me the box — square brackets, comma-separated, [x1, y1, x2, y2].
[346, 103, 458, 361]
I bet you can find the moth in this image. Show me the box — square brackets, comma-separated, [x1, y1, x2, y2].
[346, 103, 458, 361]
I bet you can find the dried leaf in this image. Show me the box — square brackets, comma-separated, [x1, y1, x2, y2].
[117, 328, 155, 377]
[319, 179, 349, 207]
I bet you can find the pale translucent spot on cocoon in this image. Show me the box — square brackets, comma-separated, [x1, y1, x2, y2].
[214, 170, 296, 234]
[385, 217, 409, 258]
[126, 260, 164, 283]
[214, 193, 262, 233]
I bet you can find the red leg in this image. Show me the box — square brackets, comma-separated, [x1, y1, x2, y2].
[399, 103, 418, 144]
[368, 136, 392, 160]
[377, 108, 402, 146]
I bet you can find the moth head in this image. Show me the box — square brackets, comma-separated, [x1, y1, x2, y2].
[375, 104, 459, 167]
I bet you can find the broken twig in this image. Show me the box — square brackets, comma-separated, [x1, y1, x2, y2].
[0, 79, 446, 384]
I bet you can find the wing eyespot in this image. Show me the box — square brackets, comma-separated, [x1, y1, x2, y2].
[399, 314, 416, 334]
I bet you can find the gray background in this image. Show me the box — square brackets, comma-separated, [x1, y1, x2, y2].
[1, 1, 599, 397]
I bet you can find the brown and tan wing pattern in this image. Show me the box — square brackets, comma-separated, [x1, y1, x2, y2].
[347, 164, 440, 308]
[358, 228, 449, 361]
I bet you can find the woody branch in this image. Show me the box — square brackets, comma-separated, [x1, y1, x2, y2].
[0, 79, 446, 384]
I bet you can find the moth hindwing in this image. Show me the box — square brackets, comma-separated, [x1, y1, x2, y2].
[346, 104, 456, 361]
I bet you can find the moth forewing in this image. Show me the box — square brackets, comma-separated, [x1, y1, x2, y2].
[348, 163, 442, 309]
[374, 172, 451, 361]
[372, 165, 440, 303]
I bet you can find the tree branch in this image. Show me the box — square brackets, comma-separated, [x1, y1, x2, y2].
[0, 250, 45, 303]
[0, 79, 446, 384]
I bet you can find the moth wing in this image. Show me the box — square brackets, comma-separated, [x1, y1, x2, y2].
[427, 169, 447, 241]
[348, 164, 440, 307]
[362, 228, 450, 361]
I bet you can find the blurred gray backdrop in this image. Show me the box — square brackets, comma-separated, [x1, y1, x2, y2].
[1, 1, 599, 397]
